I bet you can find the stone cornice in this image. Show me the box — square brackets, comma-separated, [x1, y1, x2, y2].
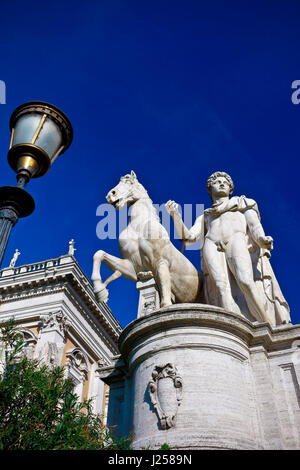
[96, 356, 127, 384]
[0, 282, 119, 355]
[62, 283, 120, 356]
[119, 304, 300, 359]
[0, 255, 122, 349]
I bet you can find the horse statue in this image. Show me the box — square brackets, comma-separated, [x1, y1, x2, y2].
[91, 171, 203, 308]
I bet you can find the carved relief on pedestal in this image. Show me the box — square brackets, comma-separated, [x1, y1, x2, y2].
[136, 278, 160, 318]
[149, 363, 183, 430]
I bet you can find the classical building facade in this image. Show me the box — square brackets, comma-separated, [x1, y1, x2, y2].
[1, 252, 299, 450]
[0, 253, 122, 420]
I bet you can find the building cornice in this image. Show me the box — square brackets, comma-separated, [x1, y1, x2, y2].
[0, 255, 122, 350]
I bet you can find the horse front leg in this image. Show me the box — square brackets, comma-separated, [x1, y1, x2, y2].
[91, 250, 108, 302]
[91, 250, 137, 303]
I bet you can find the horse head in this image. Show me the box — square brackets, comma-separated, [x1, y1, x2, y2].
[106, 170, 148, 210]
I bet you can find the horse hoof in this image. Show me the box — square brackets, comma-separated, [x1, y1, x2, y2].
[95, 286, 109, 303]
[137, 271, 153, 281]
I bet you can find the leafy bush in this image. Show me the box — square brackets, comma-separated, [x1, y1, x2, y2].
[0, 320, 131, 450]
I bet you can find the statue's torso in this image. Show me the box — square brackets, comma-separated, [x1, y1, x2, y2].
[205, 209, 247, 244]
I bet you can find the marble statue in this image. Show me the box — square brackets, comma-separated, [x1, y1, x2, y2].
[92, 171, 203, 307]
[68, 239, 76, 256]
[9, 249, 21, 267]
[166, 171, 290, 326]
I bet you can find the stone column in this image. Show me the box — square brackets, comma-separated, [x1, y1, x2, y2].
[89, 360, 108, 415]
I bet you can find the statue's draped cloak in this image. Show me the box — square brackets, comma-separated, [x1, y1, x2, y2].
[195, 195, 290, 325]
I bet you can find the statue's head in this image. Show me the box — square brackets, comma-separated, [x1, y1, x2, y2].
[206, 171, 234, 199]
[106, 170, 148, 210]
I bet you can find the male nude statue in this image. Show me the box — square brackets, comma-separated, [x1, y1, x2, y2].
[165, 171, 290, 326]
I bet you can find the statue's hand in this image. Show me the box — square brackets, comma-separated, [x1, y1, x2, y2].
[165, 200, 180, 217]
[258, 236, 273, 251]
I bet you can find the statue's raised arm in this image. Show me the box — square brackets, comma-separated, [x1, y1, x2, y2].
[165, 200, 204, 246]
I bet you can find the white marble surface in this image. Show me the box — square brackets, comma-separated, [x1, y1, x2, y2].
[102, 305, 300, 450]
[166, 171, 290, 327]
[92, 171, 203, 308]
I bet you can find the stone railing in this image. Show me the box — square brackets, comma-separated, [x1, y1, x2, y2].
[0, 255, 72, 277]
[0, 254, 123, 339]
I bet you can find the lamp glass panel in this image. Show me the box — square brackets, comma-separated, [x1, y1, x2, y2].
[12, 114, 41, 146]
[35, 118, 62, 158]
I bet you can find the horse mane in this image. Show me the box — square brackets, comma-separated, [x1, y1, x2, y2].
[129, 176, 160, 223]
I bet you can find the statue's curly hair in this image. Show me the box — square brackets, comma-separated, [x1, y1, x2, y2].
[206, 171, 234, 198]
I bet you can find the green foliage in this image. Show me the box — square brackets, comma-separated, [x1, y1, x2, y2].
[0, 320, 131, 450]
[160, 443, 171, 450]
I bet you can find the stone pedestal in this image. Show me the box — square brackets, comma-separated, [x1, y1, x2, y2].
[136, 278, 160, 318]
[99, 305, 300, 450]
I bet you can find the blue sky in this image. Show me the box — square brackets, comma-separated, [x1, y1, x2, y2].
[0, 0, 299, 327]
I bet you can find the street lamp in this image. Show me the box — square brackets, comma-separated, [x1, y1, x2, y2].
[0, 101, 73, 267]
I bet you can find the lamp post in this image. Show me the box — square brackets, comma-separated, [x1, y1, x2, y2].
[0, 101, 73, 267]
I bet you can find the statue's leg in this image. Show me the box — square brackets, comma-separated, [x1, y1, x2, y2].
[225, 233, 273, 324]
[103, 270, 122, 286]
[91, 250, 137, 302]
[202, 239, 233, 311]
[155, 259, 172, 308]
